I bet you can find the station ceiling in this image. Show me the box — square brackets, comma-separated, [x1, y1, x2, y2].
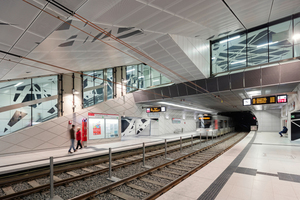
[0, 0, 299, 113]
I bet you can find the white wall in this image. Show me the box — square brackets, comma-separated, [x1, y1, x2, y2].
[0, 93, 143, 155]
[281, 83, 300, 140]
[253, 110, 281, 132]
[142, 110, 197, 136]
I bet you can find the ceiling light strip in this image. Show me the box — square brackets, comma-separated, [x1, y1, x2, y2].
[158, 102, 212, 113]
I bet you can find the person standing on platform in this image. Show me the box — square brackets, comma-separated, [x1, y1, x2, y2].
[68, 125, 76, 153]
[76, 127, 83, 149]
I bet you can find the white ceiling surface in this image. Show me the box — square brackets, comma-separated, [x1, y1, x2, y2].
[128, 34, 207, 83]
[0, 0, 299, 81]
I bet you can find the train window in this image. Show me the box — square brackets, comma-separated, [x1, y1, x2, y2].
[219, 120, 223, 128]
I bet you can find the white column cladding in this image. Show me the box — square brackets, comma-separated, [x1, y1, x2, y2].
[62, 73, 82, 116]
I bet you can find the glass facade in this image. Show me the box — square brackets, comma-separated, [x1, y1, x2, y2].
[0, 75, 58, 136]
[83, 69, 114, 108]
[126, 64, 171, 93]
[211, 15, 299, 75]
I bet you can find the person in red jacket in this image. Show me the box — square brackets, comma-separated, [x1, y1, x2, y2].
[76, 127, 83, 149]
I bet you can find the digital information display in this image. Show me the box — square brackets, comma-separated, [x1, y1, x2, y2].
[243, 99, 251, 106]
[277, 95, 288, 103]
[199, 117, 211, 120]
[252, 96, 276, 105]
[146, 106, 166, 113]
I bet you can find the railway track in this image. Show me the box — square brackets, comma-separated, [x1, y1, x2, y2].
[69, 132, 247, 200]
[0, 135, 203, 187]
[0, 132, 240, 200]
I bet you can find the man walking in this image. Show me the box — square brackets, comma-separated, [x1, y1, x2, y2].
[68, 125, 76, 153]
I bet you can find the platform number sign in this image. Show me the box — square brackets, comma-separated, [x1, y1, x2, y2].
[277, 95, 287, 103]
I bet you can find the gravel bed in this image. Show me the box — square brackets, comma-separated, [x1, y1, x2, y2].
[145, 157, 168, 167]
[164, 167, 185, 175]
[112, 162, 147, 179]
[56, 172, 72, 179]
[96, 192, 123, 200]
[23, 193, 46, 200]
[115, 184, 148, 199]
[102, 163, 109, 167]
[11, 182, 32, 192]
[0, 189, 5, 197]
[131, 179, 161, 191]
[143, 174, 170, 185]
[22, 133, 243, 200]
[156, 170, 180, 179]
[86, 165, 101, 171]
[71, 168, 86, 175]
[36, 177, 49, 185]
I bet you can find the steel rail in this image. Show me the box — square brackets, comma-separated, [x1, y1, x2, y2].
[68, 133, 241, 200]
[144, 132, 248, 199]
[0, 137, 201, 187]
[0, 137, 207, 200]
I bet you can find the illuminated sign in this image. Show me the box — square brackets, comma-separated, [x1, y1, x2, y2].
[146, 106, 166, 113]
[199, 117, 211, 120]
[252, 96, 276, 105]
[243, 99, 251, 106]
[277, 95, 288, 103]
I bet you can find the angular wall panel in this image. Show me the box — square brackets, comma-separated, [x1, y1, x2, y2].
[231, 73, 244, 90]
[186, 82, 197, 95]
[206, 78, 218, 92]
[245, 69, 261, 88]
[195, 79, 207, 94]
[217, 76, 230, 91]
[280, 62, 300, 83]
[169, 84, 179, 97]
[177, 83, 188, 96]
[262, 66, 279, 86]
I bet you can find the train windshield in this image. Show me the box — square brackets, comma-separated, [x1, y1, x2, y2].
[199, 116, 212, 128]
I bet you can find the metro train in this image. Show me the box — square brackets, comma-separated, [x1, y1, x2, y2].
[196, 114, 234, 137]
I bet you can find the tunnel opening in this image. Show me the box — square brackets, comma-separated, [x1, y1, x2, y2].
[219, 111, 257, 132]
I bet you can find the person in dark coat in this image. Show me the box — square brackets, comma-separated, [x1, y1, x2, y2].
[68, 125, 76, 153]
[76, 127, 83, 149]
[279, 126, 288, 137]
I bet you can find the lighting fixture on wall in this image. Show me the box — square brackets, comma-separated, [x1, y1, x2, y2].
[220, 35, 240, 44]
[293, 34, 300, 40]
[158, 102, 212, 113]
[14, 82, 23, 87]
[72, 89, 79, 94]
[231, 60, 246, 65]
[126, 69, 135, 73]
[257, 41, 278, 48]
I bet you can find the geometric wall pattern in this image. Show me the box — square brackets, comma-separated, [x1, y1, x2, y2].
[0, 93, 198, 155]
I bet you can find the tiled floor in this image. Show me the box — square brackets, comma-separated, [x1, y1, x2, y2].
[158, 132, 300, 200]
[0, 131, 197, 175]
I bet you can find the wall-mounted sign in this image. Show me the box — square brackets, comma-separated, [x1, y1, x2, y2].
[146, 106, 166, 113]
[172, 118, 181, 124]
[277, 95, 288, 103]
[147, 113, 160, 118]
[252, 96, 276, 105]
[243, 99, 251, 106]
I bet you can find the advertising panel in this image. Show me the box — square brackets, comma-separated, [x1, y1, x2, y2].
[88, 118, 105, 139]
[88, 113, 119, 140]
